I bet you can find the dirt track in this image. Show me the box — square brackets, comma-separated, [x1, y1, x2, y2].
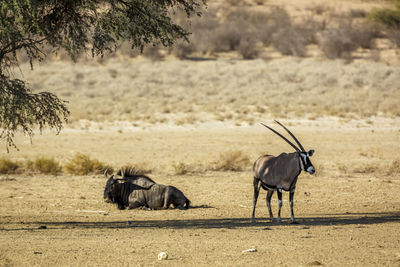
[1, 125, 399, 266]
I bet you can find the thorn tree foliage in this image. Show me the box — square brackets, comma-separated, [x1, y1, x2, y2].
[0, 0, 204, 151]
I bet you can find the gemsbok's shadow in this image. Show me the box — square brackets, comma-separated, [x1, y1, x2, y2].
[1, 211, 399, 231]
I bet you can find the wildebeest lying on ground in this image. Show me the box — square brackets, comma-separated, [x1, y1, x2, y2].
[103, 167, 155, 202]
[104, 167, 190, 210]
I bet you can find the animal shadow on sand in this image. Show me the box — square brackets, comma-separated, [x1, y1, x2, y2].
[1, 211, 400, 231]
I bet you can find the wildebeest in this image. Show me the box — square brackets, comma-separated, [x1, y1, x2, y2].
[104, 167, 190, 210]
[103, 167, 156, 202]
[252, 120, 315, 224]
[109, 181, 190, 210]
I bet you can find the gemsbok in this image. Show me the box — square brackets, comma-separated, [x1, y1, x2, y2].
[251, 120, 315, 224]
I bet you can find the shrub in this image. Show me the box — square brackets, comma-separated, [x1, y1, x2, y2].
[309, 4, 330, 15]
[253, 0, 266, 6]
[351, 22, 381, 49]
[272, 27, 307, 57]
[349, 9, 367, 18]
[320, 16, 381, 59]
[237, 36, 260, 59]
[209, 23, 242, 53]
[298, 16, 326, 44]
[188, 7, 219, 54]
[65, 153, 113, 175]
[0, 158, 20, 174]
[320, 27, 358, 59]
[387, 27, 400, 47]
[213, 150, 250, 171]
[26, 157, 62, 175]
[368, 5, 400, 28]
[249, 7, 291, 47]
[208, 9, 260, 53]
[172, 41, 195, 59]
[268, 9, 322, 57]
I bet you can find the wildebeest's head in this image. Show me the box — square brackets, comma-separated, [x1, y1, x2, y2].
[104, 169, 125, 203]
[104, 171, 115, 202]
[103, 175, 128, 209]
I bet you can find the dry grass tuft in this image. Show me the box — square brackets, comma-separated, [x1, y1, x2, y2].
[353, 162, 380, 174]
[337, 163, 348, 174]
[387, 159, 400, 175]
[26, 157, 62, 175]
[173, 162, 190, 175]
[338, 159, 400, 176]
[0, 158, 20, 174]
[212, 150, 250, 172]
[171, 162, 206, 175]
[65, 153, 113, 175]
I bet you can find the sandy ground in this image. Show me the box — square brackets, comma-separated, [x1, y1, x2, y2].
[1, 120, 399, 266]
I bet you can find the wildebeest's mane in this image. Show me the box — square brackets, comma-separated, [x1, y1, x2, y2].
[117, 166, 155, 182]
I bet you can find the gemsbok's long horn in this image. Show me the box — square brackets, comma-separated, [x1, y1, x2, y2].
[274, 120, 306, 152]
[260, 122, 300, 152]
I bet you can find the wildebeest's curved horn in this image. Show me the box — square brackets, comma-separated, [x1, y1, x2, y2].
[260, 122, 300, 152]
[104, 168, 110, 177]
[274, 120, 306, 152]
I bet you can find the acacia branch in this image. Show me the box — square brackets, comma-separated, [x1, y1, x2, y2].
[0, 74, 69, 151]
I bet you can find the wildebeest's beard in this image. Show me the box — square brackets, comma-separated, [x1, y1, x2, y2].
[110, 182, 131, 210]
[108, 182, 125, 210]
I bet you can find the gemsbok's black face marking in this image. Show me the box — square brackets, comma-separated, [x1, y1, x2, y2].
[299, 150, 315, 175]
[252, 120, 317, 224]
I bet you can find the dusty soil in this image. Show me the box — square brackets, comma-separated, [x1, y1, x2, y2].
[1, 122, 399, 266]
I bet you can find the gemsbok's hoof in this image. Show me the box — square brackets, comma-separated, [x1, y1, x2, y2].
[290, 220, 299, 225]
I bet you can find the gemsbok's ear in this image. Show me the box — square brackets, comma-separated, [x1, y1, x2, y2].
[308, 150, 315, 157]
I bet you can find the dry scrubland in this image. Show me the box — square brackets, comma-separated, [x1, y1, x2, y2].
[1, 0, 400, 266]
[13, 0, 400, 124]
